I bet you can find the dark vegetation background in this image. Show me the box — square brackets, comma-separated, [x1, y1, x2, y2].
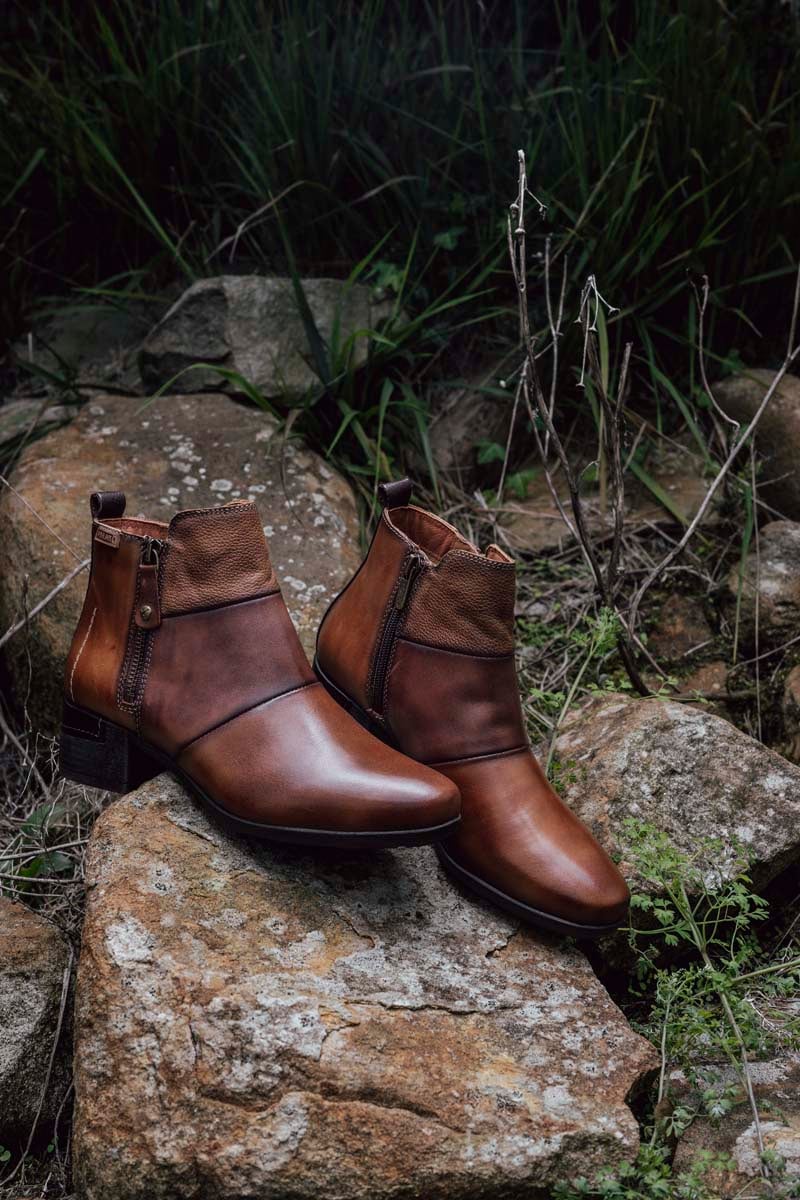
[2, 0, 799, 482]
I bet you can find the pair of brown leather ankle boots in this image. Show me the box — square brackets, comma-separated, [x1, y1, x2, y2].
[60, 480, 628, 937]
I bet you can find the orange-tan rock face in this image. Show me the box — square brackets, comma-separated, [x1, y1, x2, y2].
[73, 776, 656, 1200]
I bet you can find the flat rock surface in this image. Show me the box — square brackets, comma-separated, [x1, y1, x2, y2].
[0, 392, 359, 730]
[0, 898, 70, 1135]
[73, 776, 656, 1200]
[139, 275, 388, 401]
[553, 693, 800, 896]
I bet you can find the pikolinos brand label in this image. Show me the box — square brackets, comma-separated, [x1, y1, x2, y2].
[94, 523, 120, 549]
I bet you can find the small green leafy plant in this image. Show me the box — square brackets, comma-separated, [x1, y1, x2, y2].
[556, 823, 800, 1199]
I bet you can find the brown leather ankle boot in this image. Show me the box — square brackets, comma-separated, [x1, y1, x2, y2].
[314, 479, 629, 935]
[59, 491, 460, 847]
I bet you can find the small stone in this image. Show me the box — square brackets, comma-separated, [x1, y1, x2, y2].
[679, 660, 728, 696]
[648, 594, 713, 662]
[0, 393, 359, 731]
[73, 776, 656, 1200]
[139, 276, 391, 402]
[0, 899, 71, 1137]
[717, 369, 800, 519]
[724, 520, 800, 649]
[668, 1056, 800, 1192]
[427, 370, 514, 482]
[781, 665, 800, 764]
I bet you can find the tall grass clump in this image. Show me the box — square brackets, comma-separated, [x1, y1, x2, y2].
[2, 0, 799, 466]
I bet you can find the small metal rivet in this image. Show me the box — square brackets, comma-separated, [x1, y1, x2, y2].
[139, 604, 152, 621]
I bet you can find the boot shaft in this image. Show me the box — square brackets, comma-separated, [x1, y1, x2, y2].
[316, 490, 527, 763]
[65, 491, 311, 745]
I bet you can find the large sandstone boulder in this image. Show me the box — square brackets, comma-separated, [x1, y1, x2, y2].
[723, 520, 800, 649]
[139, 276, 388, 400]
[73, 776, 656, 1200]
[0, 899, 71, 1136]
[0, 393, 359, 731]
[716, 369, 800, 518]
[553, 694, 800, 897]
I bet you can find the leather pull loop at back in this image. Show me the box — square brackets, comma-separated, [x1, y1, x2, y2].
[378, 478, 413, 509]
[90, 491, 126, 520]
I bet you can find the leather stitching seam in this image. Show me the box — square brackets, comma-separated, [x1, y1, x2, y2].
[167, 502, 257, 528]
[426, 744, 529, 768]
[68, 605, 97, 703]
[160, 587, 281, 621]
[395, 636, 515, 661]
[178, 680, 320, 752]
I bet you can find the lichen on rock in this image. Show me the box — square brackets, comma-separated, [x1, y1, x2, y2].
[73, 776, 656, 1200]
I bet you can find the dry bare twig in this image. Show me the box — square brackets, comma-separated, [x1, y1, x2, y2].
[508, 148, 800, 702]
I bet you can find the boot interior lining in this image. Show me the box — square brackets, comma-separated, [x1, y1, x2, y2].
[100, 517, 170, 538]
[389, 507, 515, 565]
[389, 506, 479, 563]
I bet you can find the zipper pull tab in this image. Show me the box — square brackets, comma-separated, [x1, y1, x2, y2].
[394, 553, 423, 611]
[135, 537, 163, 630]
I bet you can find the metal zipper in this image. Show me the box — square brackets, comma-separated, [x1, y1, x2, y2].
[369, 551, 424, 714]
[118, 537, 164, 708]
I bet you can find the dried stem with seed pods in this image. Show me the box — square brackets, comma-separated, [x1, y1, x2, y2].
[508, 147, 800, 697]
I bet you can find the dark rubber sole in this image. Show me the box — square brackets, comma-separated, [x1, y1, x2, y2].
[435, 843, 624, 940]
[315, 657, 626, 938]
[59, 698, 460, 849]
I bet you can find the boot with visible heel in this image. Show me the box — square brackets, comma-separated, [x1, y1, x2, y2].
[60, 489, 460, 847]
[315, 477, 630, 935]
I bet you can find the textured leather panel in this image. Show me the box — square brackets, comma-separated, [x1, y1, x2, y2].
[161, 502, 276, 616]
[402, 549, 517, 655]
[178, 683, 460, 831]
[64, 531, 141, 731]
[385, 639, 526, 763]
[437, 751, 630, 925]
[140, 591, 310, 754]
[315, 518, 408, 709]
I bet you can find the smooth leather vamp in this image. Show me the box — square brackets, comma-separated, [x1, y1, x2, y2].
[438, 750, 630, 926]
[178, 683, 460, 832]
